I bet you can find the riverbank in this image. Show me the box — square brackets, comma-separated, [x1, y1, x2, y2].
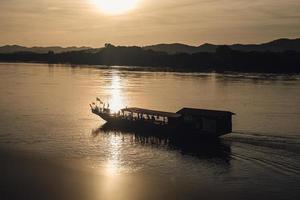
[0, 45, 299, 73]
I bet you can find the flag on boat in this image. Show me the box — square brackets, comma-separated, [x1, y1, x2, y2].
[96, 97, 103, 104]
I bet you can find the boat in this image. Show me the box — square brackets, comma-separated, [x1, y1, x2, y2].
[90, 99, 234, 137]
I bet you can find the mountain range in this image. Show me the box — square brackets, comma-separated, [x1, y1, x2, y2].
[1, 41, 299, 73]
[144, 38, 300, 54]
[0, 45, 90, 54]
[0, 38, 299, 54]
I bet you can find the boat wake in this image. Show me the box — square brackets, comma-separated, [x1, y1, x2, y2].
[224, 131, 300, 176]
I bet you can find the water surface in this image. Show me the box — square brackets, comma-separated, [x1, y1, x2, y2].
[0, 63, 299, 200]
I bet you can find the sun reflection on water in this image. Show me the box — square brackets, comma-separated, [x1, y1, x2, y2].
[104, 135, 122, 176]
[109, 73, 125, 113]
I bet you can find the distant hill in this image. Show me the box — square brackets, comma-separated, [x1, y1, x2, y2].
[1, 44, 299, 73]
[1, 38, 299, 55]
[0, 45, 91, 54]
[143, 43, 200, 54]
[144, 38, 300, 54]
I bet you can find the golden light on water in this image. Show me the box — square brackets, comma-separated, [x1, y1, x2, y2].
[91, 0, 141, 15]
[109, 73, 125, 113]
[105, 135, 122, 176]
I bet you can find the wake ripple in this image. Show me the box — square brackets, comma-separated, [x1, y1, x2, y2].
[224, 132, 300, 176]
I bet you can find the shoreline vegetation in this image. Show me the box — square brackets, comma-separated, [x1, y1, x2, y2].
[0, 43, 299, 73]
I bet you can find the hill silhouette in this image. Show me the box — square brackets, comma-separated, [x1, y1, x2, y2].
[0, 45, 91, 54]
[0, 43, 299, 73]
[144, 38, 300, 54]
[1, 38, 299, 55]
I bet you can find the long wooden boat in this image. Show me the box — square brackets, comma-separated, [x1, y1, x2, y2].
[90, 101, 234, 137]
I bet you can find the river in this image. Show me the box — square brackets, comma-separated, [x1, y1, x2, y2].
[0, 62, 299, 200]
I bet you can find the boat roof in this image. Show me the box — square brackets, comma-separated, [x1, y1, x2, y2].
[121, 107, 181, 118]
[177, 107, 235, 117]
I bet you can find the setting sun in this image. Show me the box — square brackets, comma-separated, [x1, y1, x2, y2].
[92, 0, 140, 15]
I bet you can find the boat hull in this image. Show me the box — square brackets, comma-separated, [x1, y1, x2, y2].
[95, 111, 174, 131]
[92, 110, 227, 138]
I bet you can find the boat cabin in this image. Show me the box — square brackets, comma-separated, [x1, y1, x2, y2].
[176, 108, 234, 136]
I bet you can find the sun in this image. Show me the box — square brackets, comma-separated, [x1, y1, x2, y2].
[91, 0, 140, 15]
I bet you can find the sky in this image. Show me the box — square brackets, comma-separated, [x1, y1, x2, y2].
[0, 0, 299, 47]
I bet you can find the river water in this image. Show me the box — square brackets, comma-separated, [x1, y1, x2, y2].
[0, 63, 299, 200]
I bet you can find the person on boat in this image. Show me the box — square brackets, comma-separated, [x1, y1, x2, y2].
[149, 115, 153, 121]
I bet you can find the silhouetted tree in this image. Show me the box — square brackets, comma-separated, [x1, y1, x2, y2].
[104, 43, 115, 48]
[0, 46, 299, 73]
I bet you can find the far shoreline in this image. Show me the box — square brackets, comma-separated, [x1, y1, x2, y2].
[1, 61, 300, 75]
[1, 44, 300, 74]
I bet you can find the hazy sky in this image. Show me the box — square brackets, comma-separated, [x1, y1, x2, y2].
[0, 0, 299, 47]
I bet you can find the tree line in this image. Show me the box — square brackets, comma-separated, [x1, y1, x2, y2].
[0, 44, 299, 73]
